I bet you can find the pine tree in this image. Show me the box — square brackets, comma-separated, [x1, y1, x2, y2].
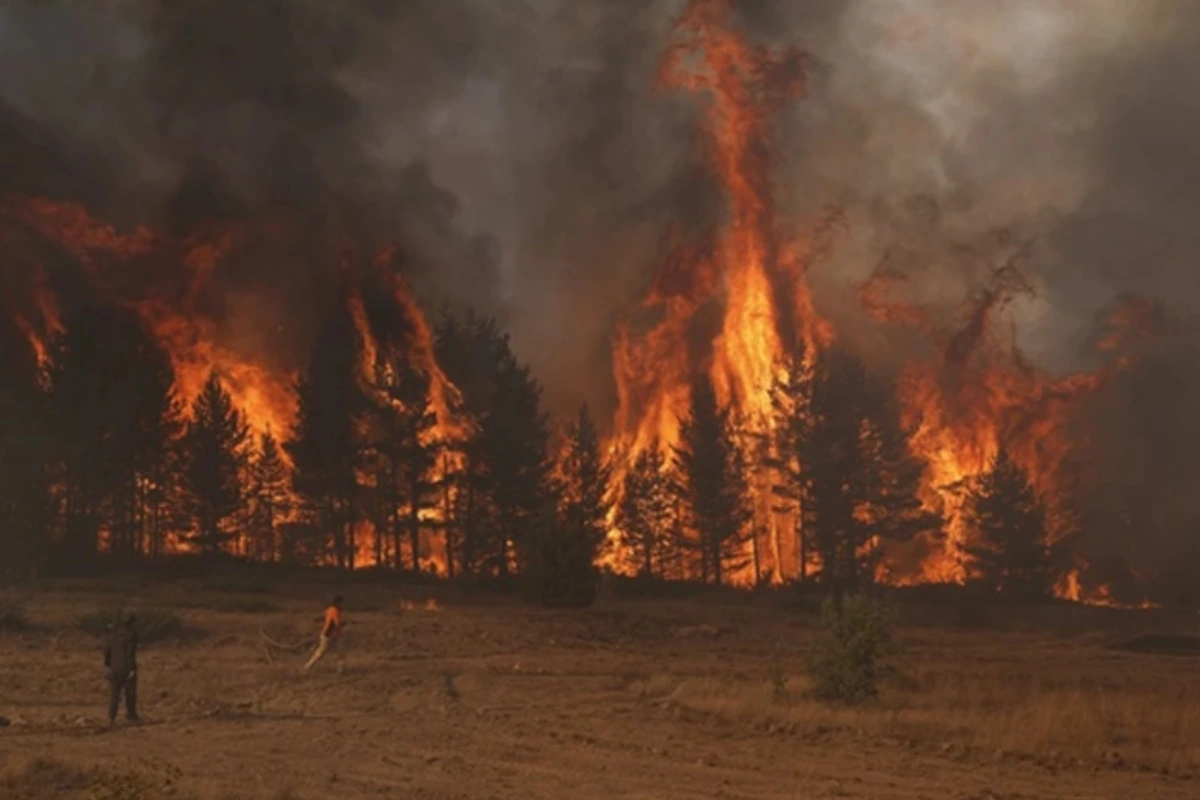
[769, 349, 815, 580]
[288, 297, 366, 568]
[436, 310, 551, 578]
[434, 311, 500, 574]
[857, 385, 943, 579]
[617, 445, 675, 578]
[674, 376, 751, 585]
[485, 353, 552, 576]
[558, 405, 612, 561]
[183, 372, 250, 556]
[111, 320, 181, 561]
[965, 446, 1051, 597]
[0, 317, 50, 572]
[371, 352, 441, 572]
[247, 430, 291, 562]
[48, 302, 178, 566]
[795, 349, 872, 597]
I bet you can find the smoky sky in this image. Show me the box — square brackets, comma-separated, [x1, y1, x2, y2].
[1, 0, 1199, 409]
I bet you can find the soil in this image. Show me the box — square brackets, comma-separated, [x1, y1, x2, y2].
[1, 589, 1196, 799]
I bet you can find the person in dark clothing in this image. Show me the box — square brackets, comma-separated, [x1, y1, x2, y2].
[104, 613, 139, 725]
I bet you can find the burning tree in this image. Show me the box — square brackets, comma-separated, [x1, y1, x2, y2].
[49, 301, 181, 565]
[365, 353, 442, 572]
[616, 446, 676, 579]
[673, 376, 752, 586]
[246, 431, 291, 563]
[0, 317, 50, 571]
[182, 372, 250, 556]
[965, 447, 1052, 597]
[796, 350, 875, 596]
[436, 312, 553, 578]
[857, 382, 945, 582]
[557, 405, 612, 562]
[288, 297, 367, 569]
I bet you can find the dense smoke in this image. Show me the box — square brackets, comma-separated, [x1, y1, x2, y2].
[1, 1, 1198, 595]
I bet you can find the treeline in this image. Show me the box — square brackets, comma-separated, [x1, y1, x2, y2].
[0, 292, 1066, 603]
[617, 344, 1067, 600]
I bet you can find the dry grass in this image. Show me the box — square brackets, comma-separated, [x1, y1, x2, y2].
[0, 757, 302, 800]
[631, 644, 1199, 774]
[3, 580, 1197, 799]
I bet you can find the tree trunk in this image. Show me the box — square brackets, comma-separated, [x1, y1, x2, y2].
[408, 470, 421, 573]
[462, 462, 476, 575]
[752, 525, 761, 585]
[797, 508, 807, 582]
[442, 474, 455, 579]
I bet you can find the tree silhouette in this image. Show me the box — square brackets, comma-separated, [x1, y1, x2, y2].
[789, 349, 872, 598]
[0, 317, 50, 571]
[617, 445, 675, 578]
[247, 430, 291, 562]
[857, 384, 943, 579]
[289, 297, 366, 568]
[674, 376, 751, 585]
[111, 319, 181, 561]
[558, 404, 611, 561]
[484, 352, 552, 576]
[435, 311, 501, 574]
[966, 446, 1051, 597]
[183, 372, 250, 556]
[368, 352, 441, 572]
[437, 310, 551, 578]
[769, 349, 815, 580]
[48, 302, 178, 566]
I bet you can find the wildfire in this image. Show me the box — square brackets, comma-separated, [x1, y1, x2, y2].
[605, 0, 1152, 598]
[607, 0, 822, 582]
[0, 195, 298, 439]
[0, 0, 1164, 606]
[0, 189, 469, 571]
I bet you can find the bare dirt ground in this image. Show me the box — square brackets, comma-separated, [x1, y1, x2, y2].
[1, 581, 1197, 799]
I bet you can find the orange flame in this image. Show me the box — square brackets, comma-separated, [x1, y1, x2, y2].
[0, 193, 465, 568]
[605, 0, 1152, 600]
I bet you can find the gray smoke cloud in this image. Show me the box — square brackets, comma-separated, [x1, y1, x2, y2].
[2, 0, 1199, 598]
[2, 0, 1195, 393]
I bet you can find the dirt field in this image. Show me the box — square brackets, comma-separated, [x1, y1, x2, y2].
[1, 580, 1197, 799]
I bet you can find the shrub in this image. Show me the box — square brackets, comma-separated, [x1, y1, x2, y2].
[805, 593, 893, 705]
[520, 506, 598, 609]
[75, 608, 186, 644]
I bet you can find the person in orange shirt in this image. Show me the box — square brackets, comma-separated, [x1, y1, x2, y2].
[304, 595, 343, 671]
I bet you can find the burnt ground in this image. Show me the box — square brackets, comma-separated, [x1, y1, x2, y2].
[0, 581, 1197, 799]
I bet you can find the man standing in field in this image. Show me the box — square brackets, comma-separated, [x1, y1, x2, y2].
[104, 613, 140, 726]
[304, 595, 343, 671]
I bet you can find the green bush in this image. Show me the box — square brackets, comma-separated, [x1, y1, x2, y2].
[75, 608, 186, 644]
[805, 593, 894, 705]
[520, 507, 598, 609]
